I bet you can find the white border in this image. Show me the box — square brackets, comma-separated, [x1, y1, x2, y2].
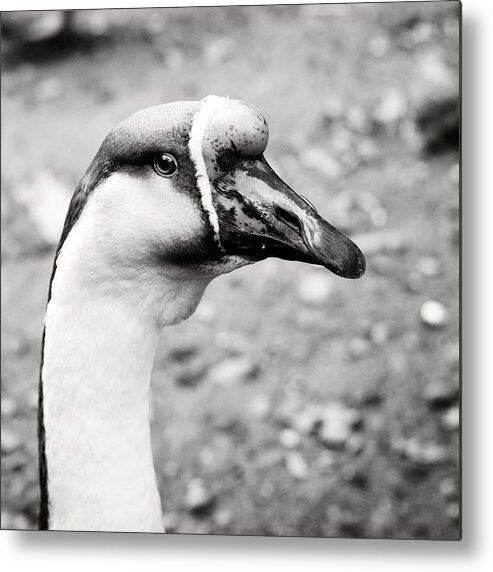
[2, 1, 493, 572]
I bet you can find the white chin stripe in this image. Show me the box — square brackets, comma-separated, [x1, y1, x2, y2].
[188, 95, 226, 250]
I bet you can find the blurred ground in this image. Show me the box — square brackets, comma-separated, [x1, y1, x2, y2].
[1, 3, 460, 538]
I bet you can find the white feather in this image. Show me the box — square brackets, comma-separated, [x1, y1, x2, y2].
[188, 95, 227, 248]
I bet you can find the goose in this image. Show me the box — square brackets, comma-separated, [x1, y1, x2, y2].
[38, 95, 365, 533]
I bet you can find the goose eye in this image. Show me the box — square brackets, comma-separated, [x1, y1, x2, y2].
[153, 153, 178, 177]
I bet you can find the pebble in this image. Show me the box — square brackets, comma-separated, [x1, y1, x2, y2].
[199, 446, 216, 470]
[1, 428, 21, 454]
[370, 322, 389, 345]
[0, 512, 13, 529]
[388, 353, 408, 375]
[373, 89, 407, 126]
[439, 477, 458, 499]
[406, 271, 424, 293]
[292, 404, 322, 435]
[355, 190, 381, 214]
[370, 207, 388, 228]
[404, 161, 431, 188]
[448, 163, 460, 186]
[445, 502, 460, 522]
[15, 171, 70, 245]
[347, 336, 371, 360]
[145, 19, 167, 35]
[394, 437, 448, 466]
[194, 302, 217, 323]
[444, 341, 460, 369]
[36, 77, 64, 102]
[403, 332, 420, 351]
[449, 224, 460, 247]
[279, 428, 301, 449]
[184, 479, 214, 513]
[441, 406, 460, 431]
[168, 341, 199, 363]
[249, 394, 271, 420]
[356, 138, 378, 161]
[297, 272, 334, 306]
[368, 35, 390, 58]
[355, 387, 383, 407]
[369, 499, 394, 536]
[400, 119, 422, 149]
[315, 450, 336, 472]
[346, 105, 368, 134]
[205, 37, 235, 66]
[214, 509, 232, 528]
[84, 12, 111, 37]
[299, 148, 342, 180]
[2, 512, 31, 530]
[275, 398, 300, 425]
[416, 256, 441, 277]
[162, 460, 178, 478]
[354, 192, 389, 227]
[259, 481, 274, 499]
[207, 356, 257, 386]
[317, 403, 360, 449]
[6, 11, 67, 43]
[416, 49, 457, 97]
[345, 433, 365, 456]
[420, 300, 449, 328]
[414, 93, 459, 155]
[295, 308, 320, 329]
[423, 380, 459, 408]
[2, 450, 26, 472]
[174, 360, 206, 387]
[162, 512, 178, 532]
[256, 449, 283, 469]
[214, 331, 249, 355]
[326, 505, 362, 536]
[411, 22, 435, 44]
[351, 230, 405, 256]
[284, 451, 309, 480]
[1, 397, 17, 417]
[322, 96, 345, 121]
[341, 463, 368, 488]
[25, 389, 39, 411]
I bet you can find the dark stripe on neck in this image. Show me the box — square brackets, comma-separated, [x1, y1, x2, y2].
[38, 326, 49, 530]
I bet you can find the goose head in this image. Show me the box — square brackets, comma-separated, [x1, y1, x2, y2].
[61, 95, 365, 318]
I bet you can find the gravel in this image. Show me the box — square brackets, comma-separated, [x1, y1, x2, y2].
[207, 356, 258, 386]
[297, 272, 334, 305]
[284, 451, 309, 480]
[420, 300, 449, 328]
[317, 403, 361, 449]
[184, 479, 214, 513]
[441, 406, 460, 431]
[423, 380, 459, 408]
[351, 230, 406, 256]
[279, 428, 302, 449]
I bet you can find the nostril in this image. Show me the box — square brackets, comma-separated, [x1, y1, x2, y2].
[275, 207, 302, 234]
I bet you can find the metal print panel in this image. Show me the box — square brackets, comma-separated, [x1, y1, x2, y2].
[1, 1, 460, 539]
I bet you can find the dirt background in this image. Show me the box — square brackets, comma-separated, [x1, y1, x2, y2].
[1, 2, 460, 539]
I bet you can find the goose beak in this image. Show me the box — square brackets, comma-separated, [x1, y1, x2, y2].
[213, 157, 365, 279]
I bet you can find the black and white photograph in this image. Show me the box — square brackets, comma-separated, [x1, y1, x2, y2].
[1, 0, 461, 542]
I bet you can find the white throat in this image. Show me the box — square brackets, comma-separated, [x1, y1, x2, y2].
[41, 180, 210, 532]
